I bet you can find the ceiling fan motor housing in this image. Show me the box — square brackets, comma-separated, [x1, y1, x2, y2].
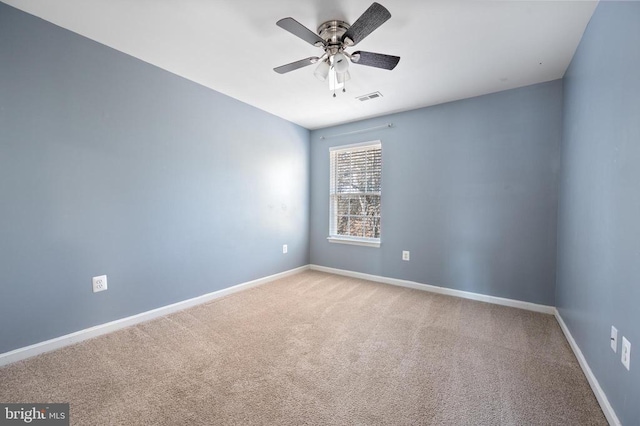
[317, 20, 351, 53]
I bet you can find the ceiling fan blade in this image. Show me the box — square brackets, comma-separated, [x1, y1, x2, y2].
[351, 51, 400, 70]
[342, 2, 391, 46]
[276, 18, 326, 47]
[274, 57, 320, 74]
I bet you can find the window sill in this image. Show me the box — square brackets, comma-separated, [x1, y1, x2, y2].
[327, 236, 381, 248]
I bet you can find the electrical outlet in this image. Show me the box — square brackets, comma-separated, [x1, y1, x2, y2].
[621, 336, 631, 370]
[92, 275, 108, 293]
[402, 251, 410, 261]
[611, 326, 618, 352]
[282, 244, 288, 254]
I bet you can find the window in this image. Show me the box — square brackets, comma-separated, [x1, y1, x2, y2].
[328, 141, 382, 247]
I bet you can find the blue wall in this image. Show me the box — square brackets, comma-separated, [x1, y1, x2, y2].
[556, 2, 640, 424]
[0, 3, 310, 354]
[310, 81, 563, 306]
[2, 2, 637, 421]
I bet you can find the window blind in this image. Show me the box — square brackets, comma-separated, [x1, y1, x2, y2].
[330, 142, 382, 241]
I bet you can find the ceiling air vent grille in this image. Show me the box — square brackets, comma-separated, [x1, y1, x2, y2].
[356, 92, 383, 102]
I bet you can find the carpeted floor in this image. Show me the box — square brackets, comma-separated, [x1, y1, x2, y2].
[0, 271, 606, 425]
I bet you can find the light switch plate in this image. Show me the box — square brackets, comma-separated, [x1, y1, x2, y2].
[611, 326, 618, 352]
[621, 336, 631, 370]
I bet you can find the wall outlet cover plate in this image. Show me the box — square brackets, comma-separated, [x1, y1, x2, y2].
[92, 275, 108, 293]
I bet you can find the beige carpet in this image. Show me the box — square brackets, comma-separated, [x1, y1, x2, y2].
[0, 271, 606, 425]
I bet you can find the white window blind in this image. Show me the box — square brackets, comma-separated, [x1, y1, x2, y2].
[329, 141, 382, 246]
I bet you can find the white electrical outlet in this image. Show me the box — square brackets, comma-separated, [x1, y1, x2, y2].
[621, 336, 631, 370]
[92, 275, 108, 293]
[282, 244, 288, 254]
[402, 251, 410, 261]
[611, 326, 618, 352]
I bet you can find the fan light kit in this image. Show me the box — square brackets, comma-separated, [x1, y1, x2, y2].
[274, 2, 400, 98]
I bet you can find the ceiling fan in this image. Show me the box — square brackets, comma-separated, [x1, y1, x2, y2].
[273, 2, 400, 97]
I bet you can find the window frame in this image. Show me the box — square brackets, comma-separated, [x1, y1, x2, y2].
[327, 140, 382, 248]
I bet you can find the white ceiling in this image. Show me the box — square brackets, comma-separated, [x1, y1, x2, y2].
[3, 0, 597, 130]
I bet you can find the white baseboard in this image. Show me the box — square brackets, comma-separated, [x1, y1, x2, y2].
[309, 264, 555, 314]
[554, 310, 620, 426]
[0, 265, 309, 367]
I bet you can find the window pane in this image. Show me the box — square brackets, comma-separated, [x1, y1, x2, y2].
[337, 196, 350, 216]
[337, 215, 349, 235]
[349, 217, 366, 237]
[372, 217, 381, 238]
[365, 195, 380, 216]
[349, 196, 364, 215]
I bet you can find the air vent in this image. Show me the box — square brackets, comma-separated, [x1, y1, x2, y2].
[356, 91, 383, 102]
